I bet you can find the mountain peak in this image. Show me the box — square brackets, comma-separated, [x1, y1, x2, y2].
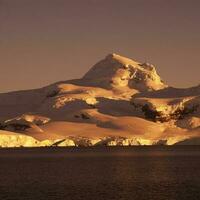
[0, 53, 199, 147]
[105, 53, 139, 66]
[83, 54, 167, 91]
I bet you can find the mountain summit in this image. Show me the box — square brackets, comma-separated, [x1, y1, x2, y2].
[0, 54, 199, 147]
[83, 53, 167, 91]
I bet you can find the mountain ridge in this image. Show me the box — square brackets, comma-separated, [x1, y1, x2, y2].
[0, 54, 199, 147]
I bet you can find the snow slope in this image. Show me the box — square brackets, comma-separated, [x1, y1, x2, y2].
[0, 54, 199, 147]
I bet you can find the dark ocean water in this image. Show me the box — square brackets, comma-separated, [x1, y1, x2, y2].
[0, 146, 200, 200]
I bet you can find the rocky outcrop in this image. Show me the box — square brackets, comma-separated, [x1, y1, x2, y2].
[0, 114, 50, 132]
[132, 97, 199, 122]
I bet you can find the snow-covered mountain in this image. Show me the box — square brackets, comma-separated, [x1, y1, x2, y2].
[0, 54, 199, 147]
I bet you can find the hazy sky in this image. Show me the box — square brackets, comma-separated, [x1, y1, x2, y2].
[0, 0, 200, 92]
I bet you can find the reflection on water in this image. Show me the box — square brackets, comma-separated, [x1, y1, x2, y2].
[0, 146, 200, 200]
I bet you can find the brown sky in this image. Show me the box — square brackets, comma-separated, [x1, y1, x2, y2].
[0, 0, 200, 92]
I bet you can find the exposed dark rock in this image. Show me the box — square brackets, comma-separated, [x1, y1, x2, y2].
[81, 113, 90, 120]
[52, 139, 66, 146]
[141, 104, 199, 122]
[142, 104, 161, 122]
[46, 90, 59, 98]
[4, 123, 31, 131]
[0, 123, 6, 130]
[153, 140, 167, 145]
[74, 113, 90, 120]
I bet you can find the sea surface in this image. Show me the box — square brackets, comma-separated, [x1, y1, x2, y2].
[0, 146, 200, 200]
